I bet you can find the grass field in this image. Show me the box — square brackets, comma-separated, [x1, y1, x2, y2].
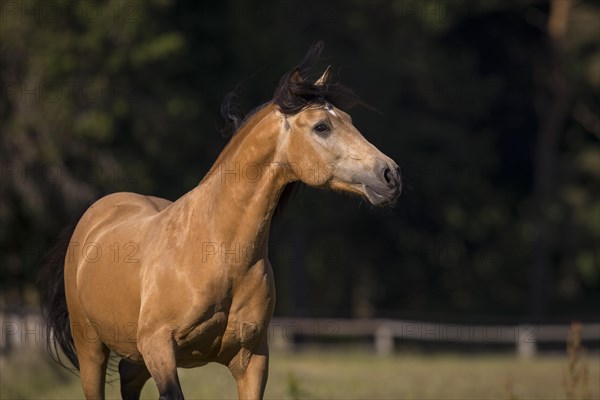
[1, 348, 598, 399]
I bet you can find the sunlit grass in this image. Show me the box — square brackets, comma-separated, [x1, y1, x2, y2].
[1, 348, 599, 399]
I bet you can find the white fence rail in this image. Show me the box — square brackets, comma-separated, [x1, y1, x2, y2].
[268, 318, 600, 358]
[1, 311, 599, 359]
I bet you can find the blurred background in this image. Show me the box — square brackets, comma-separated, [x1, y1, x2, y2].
[1, 0, 599, 398]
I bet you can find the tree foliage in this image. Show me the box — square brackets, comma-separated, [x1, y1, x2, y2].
[1, 0, 598, 319]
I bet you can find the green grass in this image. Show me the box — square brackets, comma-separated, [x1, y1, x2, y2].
[1, 348, 598, 399]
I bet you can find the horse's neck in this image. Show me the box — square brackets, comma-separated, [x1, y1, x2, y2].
[176, 106, 287, 262]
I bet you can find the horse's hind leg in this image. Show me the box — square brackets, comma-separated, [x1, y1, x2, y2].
[118, 359, 151, 400]
[72, 323, 110, 400]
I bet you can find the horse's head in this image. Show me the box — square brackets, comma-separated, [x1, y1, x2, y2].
[272, 47, 401, 207]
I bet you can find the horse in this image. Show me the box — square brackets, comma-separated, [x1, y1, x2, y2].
[40, 43, 401, 400]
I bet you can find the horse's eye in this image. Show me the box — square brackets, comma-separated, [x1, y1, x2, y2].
[313, 123, 330, 134]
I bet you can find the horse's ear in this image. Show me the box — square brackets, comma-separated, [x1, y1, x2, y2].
[314, 65, 331, 86]
[290, 69, 303, 83]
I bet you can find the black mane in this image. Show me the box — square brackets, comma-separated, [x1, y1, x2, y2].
[273, 41, 364, 115]
[221, 41, 365, 135]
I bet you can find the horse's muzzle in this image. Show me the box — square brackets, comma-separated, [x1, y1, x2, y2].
[364, 162, 402, 206]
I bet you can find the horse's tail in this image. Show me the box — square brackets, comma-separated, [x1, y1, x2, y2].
[39, 218, 81, 371]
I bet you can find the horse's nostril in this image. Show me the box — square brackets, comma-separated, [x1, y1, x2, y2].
[383, 167, 393, 185]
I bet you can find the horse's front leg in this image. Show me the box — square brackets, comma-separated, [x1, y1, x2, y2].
[138, 326, 184, 400]
[229, 338, 269, 400]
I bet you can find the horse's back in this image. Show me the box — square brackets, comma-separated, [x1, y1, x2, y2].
[88, 192, 171, 220]
[73, 191, 167, 238]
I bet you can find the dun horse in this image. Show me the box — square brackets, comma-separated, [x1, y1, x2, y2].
[41, 43, 401, 400]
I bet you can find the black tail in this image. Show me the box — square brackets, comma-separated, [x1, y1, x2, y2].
[39, 219, 80, 371]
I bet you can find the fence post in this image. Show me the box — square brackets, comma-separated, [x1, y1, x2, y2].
[517, 324, 537, 359]
[375, 324, 394, 356]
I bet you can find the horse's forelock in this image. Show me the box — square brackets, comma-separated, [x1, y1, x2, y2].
[273, 42, 365, 115]
[221, 41, 368, 137]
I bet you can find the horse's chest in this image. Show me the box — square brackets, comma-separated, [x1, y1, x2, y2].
[176, 311, 269, 367]
[173, 261, 275, 365]
[174, 311, 230, 369]
[176, 268, 274, 365]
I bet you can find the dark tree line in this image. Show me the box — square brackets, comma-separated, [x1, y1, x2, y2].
[1, 0, 598, 321]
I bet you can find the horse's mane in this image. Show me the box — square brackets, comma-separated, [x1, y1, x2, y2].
[221, 41, 365, 135]
[273, 41, 364, 115]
